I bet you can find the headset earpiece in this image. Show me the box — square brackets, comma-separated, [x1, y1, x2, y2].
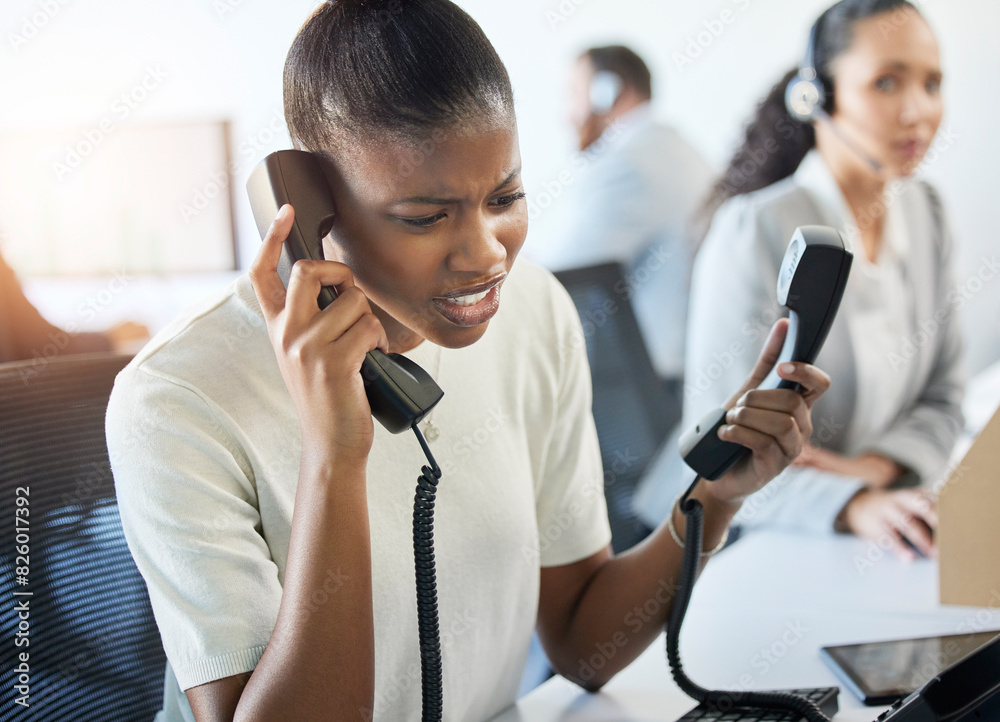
[785, 19, 884, 182]
[785, 69, 824, 122]
[785, 21, 826, 122]
[589, 70, 623, 115]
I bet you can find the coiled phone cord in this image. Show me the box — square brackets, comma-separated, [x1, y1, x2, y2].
[412, 425, 444, 722]
[665, 476, 830, 722]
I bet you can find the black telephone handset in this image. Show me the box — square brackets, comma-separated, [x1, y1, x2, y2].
[679, 226, 853, 480]
[246, 149, 443, 434]
[875, 633, 1000, 721]
[665, 227, 854, 722]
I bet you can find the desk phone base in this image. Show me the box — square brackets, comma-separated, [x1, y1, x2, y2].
[675, 686, 839, 721]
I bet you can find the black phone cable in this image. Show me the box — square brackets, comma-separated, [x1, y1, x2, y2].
[412, 425, 444, 722]
[665, 475, 831, 722]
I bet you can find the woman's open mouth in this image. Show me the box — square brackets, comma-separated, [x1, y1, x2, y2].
[433, 277, 504, 327]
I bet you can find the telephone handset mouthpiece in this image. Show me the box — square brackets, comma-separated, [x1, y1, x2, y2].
[679, 226, 853, 481]
[246, 149, 444, 434]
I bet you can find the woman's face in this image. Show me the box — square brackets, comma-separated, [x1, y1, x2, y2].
[825, 9, 944, 178]
[321, 121, 527, 353]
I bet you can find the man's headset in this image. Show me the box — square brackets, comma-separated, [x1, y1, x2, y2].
[589, 70, 623, 115]
[784, 18, 883, 173]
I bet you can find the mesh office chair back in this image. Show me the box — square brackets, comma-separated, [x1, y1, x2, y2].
[0, 353, 166, 722]
[553, 263, 679, 552]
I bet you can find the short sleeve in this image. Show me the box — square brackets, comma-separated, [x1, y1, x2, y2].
[106, 365, 283, 691]
[533, 282, 612, 568]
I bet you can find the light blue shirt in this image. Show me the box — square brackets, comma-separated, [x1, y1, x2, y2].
[530, 104, 715, 378]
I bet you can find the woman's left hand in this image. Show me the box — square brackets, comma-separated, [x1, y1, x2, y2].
[705, 319, 831, 505]
[793, 446, 904, 488]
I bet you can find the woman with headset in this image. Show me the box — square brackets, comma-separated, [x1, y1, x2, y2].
[106, 1, 830, 720]
[685, 0, 962, 560]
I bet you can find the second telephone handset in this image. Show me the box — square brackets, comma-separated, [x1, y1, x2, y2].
[679, 226, 853, 480]
[246, 149, 443, 434]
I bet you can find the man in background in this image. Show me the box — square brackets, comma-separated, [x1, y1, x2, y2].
[520, 44, 717, 696]
[534, 44, 715, 444]
[0, 246, 147, 364]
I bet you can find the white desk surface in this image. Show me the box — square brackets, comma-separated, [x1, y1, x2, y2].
[491, 529, 1000, 722]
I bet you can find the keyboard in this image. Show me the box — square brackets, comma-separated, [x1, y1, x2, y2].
[675, 686, 839, 721]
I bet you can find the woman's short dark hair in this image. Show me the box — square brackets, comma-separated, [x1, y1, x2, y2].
[699, 0, 920, 230]
[284, 0, 515, 155]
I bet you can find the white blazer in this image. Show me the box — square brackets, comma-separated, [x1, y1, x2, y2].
[636, 150, 965, 533]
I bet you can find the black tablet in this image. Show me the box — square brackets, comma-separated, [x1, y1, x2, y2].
[820, 630, 1000, 705]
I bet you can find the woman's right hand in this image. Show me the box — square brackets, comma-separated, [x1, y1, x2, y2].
[249, 204, 388, 463]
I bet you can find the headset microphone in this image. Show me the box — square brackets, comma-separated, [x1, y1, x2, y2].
[817, 113, 883, 175]
[785, 20, 883, 175]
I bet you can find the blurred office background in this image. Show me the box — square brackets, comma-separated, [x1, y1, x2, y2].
[0, 0, 997, 373]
